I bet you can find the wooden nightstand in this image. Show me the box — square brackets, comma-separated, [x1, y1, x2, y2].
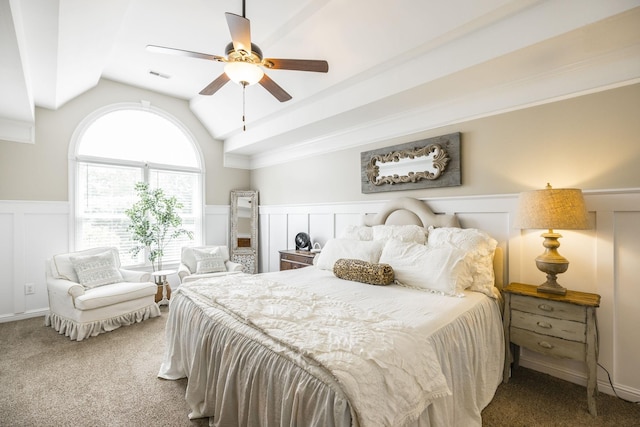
[279, 250, 317, 271]
[503, 282, 601, 416]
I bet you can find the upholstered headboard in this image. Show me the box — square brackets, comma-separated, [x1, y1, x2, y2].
[362, 197, 504, 290]
[363, 197, 460, 228]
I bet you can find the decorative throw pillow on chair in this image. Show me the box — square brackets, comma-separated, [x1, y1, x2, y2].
[193, 248, 226, 274]
[70, 250, 123, 289]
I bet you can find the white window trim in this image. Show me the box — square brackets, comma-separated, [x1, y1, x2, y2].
[68, 101, 206, 263]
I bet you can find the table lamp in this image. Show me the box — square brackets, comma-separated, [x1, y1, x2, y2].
[515, 183, 590, 295]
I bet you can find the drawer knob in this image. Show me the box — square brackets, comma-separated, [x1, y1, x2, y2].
[538, 304, 554, 312]
[536, 321, 552, 329]
[538, 341, 554, 349]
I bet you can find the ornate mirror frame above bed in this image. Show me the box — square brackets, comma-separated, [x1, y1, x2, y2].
[363, 197, 504, 290]
[360, 132, 461, 194]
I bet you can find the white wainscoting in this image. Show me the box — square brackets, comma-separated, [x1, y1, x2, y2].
[0, 201, 70, 321]
[258, 190, 640, 402]
[1, 190, 638, 401]
[0, 202, 231, 322]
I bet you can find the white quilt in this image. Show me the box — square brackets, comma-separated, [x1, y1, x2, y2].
[159, 267, 504, 427]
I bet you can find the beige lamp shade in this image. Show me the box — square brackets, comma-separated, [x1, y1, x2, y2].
[515, 185, 590, 231]
[515, 183, 590, 295]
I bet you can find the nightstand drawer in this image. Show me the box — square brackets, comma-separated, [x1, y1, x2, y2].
[511, 310, 586, 342]
[281, 252, 314, 264]
[279, 250, 316, 271]
[511, 327, 586, 361]
[511, 294, 585, 322]
[280, 260, 308, 270]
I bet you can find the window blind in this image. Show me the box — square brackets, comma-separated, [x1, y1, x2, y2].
[77, 164, 200, 268]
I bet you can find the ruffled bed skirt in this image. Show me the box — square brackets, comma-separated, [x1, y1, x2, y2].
[44, 304, 161, 341]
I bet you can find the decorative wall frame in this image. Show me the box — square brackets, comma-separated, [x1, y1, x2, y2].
[360, 132, 461, 194]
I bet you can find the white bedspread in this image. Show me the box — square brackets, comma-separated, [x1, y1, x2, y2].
[159, 267, 504, 427]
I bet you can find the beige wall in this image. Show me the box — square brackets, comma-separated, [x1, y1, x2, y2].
[0, 79, 250, 204]
[2, 81, 638, 205]
[252, 83, 640, 205]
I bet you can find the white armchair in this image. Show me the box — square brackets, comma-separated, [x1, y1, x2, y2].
[178, 245, 244, 284]
[45, 247, 161, 341]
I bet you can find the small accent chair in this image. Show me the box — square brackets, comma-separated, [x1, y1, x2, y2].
[178, 245, 244, 284]
[45, 247, 160, 341]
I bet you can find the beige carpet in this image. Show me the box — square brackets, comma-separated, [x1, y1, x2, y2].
[483, 365, 640, 426]
[1, 308, 638, 426]
[0, 308, 205, 427]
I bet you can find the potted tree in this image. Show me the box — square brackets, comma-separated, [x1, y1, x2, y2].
[125, 182, 193, 299]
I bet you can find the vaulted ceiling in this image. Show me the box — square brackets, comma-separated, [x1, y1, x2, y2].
[2, 0, 639, 168]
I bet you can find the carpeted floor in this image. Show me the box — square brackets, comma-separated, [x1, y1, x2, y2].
[483, 365, 640, 426]
[0, 308, 638, 426]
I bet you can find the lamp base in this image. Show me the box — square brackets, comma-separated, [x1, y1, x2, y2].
[535, 232, 569, 295]
[537, 275, 567, 295]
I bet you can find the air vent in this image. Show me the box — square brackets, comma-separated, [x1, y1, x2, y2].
[149, 70, 171, 79]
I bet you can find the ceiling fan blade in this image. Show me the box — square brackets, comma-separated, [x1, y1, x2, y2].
[264, 58, 329, 73]
[225, 13, 251, 54]
[199, 73, 230, 96]
[258, 74, 292, 102]
[146, 45, 225, 62]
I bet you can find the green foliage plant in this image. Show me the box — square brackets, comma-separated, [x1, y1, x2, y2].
[125, 182, 193, 271]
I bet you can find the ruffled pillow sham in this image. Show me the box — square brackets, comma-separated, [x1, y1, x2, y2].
[372, 224, 427, 244]
[339, 224, 427, 244]
[427, 227, 498, 297]
[315, 239, 385, 270]
[379, 238, 471, 296]
[339, 225, 373, 241]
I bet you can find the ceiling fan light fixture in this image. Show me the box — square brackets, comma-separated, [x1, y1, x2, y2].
[224, 61, 264, 86]
[148, 7, 327, 103]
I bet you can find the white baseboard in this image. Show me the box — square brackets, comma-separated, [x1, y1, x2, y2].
[0, 309, 48, 323]
[520, 356, 640, 403]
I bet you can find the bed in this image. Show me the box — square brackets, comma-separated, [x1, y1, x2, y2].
[159, 197, 505, 427]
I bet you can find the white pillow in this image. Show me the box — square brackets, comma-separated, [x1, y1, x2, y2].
[52, 247, 121, 283]
[182, 246, 230, 273]
[315, 239, 385, 271]
[427, 227, 498, 297]
[193, 247, 226, 274]
[372, 224, 428, 244]
[379, 239, 471, 296]
[70, 250, 123, 289]
[339, 225, 373, 241]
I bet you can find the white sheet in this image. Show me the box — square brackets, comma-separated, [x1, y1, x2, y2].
[159, 267, 504, 427]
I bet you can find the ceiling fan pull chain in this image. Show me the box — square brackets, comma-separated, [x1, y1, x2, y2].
[242, 82, 247, 131]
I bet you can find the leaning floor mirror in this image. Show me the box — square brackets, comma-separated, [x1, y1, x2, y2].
[230, 190, 258, 273]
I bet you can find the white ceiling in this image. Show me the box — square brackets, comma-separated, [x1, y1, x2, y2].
[2, 0, 639, 168]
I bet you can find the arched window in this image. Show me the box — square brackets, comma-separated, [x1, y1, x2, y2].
[71, 103, 203, 267]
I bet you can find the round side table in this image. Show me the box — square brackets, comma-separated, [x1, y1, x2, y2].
[152, 269, 176, 306]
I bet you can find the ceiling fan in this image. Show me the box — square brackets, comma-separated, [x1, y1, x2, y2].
[146, 1, 329, 104]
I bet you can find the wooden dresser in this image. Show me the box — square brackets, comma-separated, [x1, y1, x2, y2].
[279, 250, 316, 270]
[503, 282, 601, 416]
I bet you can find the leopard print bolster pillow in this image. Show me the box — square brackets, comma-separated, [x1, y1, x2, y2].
[333, 258, 394, 286]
